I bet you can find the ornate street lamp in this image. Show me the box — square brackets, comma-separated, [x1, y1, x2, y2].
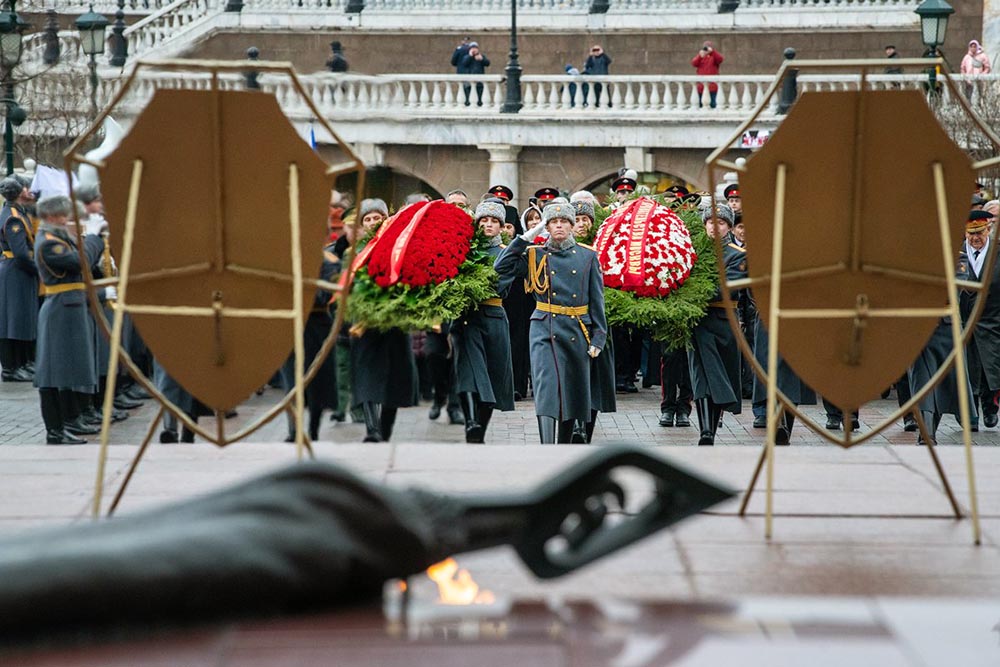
[0, 0, 26, 176]
[500, 0, 522, 113]
[915, 0, 953, 95]
[0, 2, 26, 70]
[915, 0, 954, 51]
[75, 5, 110, 118]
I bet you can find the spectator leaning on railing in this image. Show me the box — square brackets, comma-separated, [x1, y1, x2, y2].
[691, 40, 724, 109]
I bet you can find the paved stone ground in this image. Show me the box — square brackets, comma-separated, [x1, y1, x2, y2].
[3, 376, 1000, 447]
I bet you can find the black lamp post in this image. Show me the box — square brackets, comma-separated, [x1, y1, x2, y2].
[0, 1, 26, 176]
[915, 0, 954, 94]
[75, 5, 110, 118]
[109, 0, 127, 67]
[500, 0, 522, 113]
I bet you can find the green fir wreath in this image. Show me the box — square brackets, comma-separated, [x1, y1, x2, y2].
[601, 197, 719, 351]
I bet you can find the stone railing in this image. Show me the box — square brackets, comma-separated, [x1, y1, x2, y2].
[21, 0, 171, 12]
[42, 70, 987, 125]
[123, 0, 221, 61]
[362, 0, 586, 9]
[742, 0, 917, 6]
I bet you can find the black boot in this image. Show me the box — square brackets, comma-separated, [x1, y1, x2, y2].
[695, 398, 713, 446]
[180, 426, 195, 443]
[308, 408, 322, 442]
[557, 420, 576, 444]
[461, 393, 483, 443]
[917, 411, 939, 445]
[537, 416, 557, 444]
[362, 402, 382, 442]
[776, 412, 795, 446]
[475, 403, 494, 444]
[47, 429, 86, 445]
[584, 409, 598, 443]
[571, 420, 588, 443]
[709, 404, 723, 444]
[381, 407, 398, 441]
[64, 416, 100, 436]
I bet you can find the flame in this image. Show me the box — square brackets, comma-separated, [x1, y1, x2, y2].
[425, 557, 495, 605]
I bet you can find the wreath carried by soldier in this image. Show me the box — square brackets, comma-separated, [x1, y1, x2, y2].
[593, 195, 717, 350]
[347, 200, 498, 331]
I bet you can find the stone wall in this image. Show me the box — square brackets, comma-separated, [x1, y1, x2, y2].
[190, 0, 984, 77]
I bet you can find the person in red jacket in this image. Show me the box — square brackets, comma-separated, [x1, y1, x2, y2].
[691, 41, 724, 109]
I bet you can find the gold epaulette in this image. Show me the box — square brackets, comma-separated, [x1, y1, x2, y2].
[727, 243, 746, 252]
[577, 242, 595, 251]
[500, 244, 507, 249]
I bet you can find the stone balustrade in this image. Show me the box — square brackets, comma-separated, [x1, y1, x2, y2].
[21, 0, 170, 12]
[32, 70, 985, 124]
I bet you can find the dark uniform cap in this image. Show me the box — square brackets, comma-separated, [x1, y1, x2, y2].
[534, 187, 560, 201]
[488, 184, 514, 201]
[0, 177, 21, 201]
[663, 185, 689, 197]
[611, 177, 636, 193]
[972, 194, 987, 207]
[968, 209, 993, 232]
[724, 183, 741, 200]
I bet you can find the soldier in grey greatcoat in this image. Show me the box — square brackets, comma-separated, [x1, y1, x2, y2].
[688, 203, 746, 445]
[279, 241, 340, 442]
[350, 199, 419, 442]
[495, 201, 608, 443]
[450, 201, 515, 443]
[32, 195, 106, 445]
[0, 177, 38, 382]
[958, 209, 1000, 430]
[752, 321, 816, 445]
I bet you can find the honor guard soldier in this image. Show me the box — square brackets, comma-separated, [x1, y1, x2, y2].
[350, 198, 420, 442]
[279, 237, 340, 443]
[487, 184, 514, 203]
[0, 176, 38, 382]
[450, 201, 516, 443]
[689, 203, 746, 446]
[533, 187, 560, 209]
[33, 195, 105, 445]
[495, 201, 608, 443]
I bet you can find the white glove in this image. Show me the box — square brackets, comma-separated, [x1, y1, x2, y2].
[83, 214, 108, 236]
[104, 286, 118, 301]
[521, 221, 546, 242]
[588, 345, 601, 358]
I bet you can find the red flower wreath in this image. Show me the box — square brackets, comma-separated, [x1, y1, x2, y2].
[367, 201, 474, 288]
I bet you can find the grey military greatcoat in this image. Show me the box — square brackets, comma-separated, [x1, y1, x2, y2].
[0, 203, 39, 341]
[32, 223, 103, 393]
[495, 236, 608, 422]
[752, 321, 817, 407]
[688, 242, 747, 414]
[451, 240, 515, 411]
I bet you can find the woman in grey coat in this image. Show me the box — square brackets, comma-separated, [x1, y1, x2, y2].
[495, 201, 608, 443]
[32, 195, 105, 445]
[451, 201, 516, 443]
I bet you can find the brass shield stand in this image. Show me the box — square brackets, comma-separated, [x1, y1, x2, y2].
[706, 59, 1000, 544]
[64, 60, 365, 518]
